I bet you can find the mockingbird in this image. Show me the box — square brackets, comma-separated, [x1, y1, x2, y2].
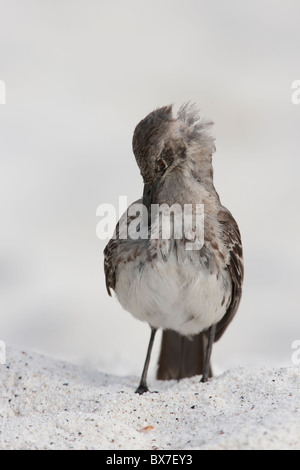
[104, 104, 243, 394]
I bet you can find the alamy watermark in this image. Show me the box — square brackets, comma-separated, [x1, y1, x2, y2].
[291, 340, 300, 366]
[291, 80, 300, 104]
[0, 80, 6, 104]
[0, 340, 6, 365]
[96, 196, 205, 250]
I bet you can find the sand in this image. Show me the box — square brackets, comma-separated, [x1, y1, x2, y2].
[0, 346, 299, 450]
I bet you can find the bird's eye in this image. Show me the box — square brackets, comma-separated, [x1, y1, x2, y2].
[156, 159, 166, 171]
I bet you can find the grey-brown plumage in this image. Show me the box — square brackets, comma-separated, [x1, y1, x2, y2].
[104, 103, 243, 392]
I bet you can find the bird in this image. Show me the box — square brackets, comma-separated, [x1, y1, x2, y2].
[104, 103, 243, 394]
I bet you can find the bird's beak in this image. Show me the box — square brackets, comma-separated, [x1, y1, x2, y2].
[142, 183, 152, 210]
[143, 175, 164, 209]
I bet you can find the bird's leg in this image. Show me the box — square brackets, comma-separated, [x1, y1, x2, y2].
[135, 327, 157, 395]
[201, 324, 216, 383]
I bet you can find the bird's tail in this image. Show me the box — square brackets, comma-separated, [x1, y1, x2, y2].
[156, 330, 212, 380]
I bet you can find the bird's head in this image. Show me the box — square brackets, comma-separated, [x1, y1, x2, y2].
[132, 103, 215, 188]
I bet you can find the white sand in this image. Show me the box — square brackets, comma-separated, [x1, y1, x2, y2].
[0, 346, 299, 450]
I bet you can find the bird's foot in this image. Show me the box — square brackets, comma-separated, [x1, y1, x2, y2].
[135, 384, 149, 395]
[200, 375, 210, 383]
[135, 384, 159, 395]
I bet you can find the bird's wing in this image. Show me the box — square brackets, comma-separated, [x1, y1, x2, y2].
[104, 236, 118, 296]
[103, 197, 144, 296]
[214, 206, 244, 341]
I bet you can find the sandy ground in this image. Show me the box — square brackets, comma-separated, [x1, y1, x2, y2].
[0, 346, 299, 450]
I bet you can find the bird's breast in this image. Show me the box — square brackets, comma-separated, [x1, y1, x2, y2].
[114, 243, 231, 336]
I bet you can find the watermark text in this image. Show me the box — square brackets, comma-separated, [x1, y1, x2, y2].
[291, 340, 300, 365]
[0, 80, 6, 104]
[291, 80, 300, 104]
[96, 196, 205, 250]
[0, 340, 6, 365]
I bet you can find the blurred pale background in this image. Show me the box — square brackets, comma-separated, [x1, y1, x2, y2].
[0, 0, 299, 377]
